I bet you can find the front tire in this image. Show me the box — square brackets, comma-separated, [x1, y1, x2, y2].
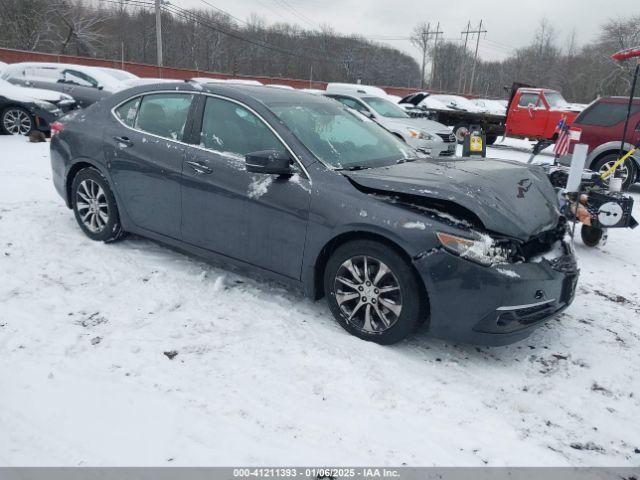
[71, 168, 125, 243]
[592, 153, 637, 191]
[324, 240, 425, 344]
[2, 107, 33, 135]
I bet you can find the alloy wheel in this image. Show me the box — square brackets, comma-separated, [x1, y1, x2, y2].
[334, 255, 402, 334]
[3, 109, 32, 135]
[598, 160, 630, 186]
[76, 179, 109, 233]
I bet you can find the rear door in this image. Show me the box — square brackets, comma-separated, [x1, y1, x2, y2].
[181, 95, 311, 279]
[103, 92, 195, 239]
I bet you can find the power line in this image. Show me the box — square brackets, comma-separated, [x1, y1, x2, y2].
[272, 0, 319, 30]
[160, 2, 343, 64]
[196, 0, 249, 27]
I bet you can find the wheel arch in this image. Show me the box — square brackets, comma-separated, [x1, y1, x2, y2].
[590, 147, 640, 181]
[65, 158, 109, 207]
[310, 230, 430, 318]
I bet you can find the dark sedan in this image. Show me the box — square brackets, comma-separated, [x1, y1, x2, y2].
[50, 82, 578, 345]
[1, 89, 63, 135]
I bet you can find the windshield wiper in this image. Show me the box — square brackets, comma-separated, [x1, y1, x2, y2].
[396, 158, 413, 164]
[339, 164, 371, 171]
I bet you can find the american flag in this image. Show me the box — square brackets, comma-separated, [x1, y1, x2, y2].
[553, 116, 571, 157]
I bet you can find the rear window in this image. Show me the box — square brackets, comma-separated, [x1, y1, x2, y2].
[576, 101, 640, 127]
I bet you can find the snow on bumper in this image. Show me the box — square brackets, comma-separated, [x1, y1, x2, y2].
[414, 239, 579, 346]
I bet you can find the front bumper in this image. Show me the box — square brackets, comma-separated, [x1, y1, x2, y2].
[415, 138, 457, 157]
[414, 240, 579, 346]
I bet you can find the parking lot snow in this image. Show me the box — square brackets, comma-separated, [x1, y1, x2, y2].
[1, 135, 639, 466]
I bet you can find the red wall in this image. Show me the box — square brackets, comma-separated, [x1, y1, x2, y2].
[0, 47, 429, 97]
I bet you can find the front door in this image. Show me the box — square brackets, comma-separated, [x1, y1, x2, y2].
[181, 95, 311, 280]
[103, 92, 195, 239]
[507, 91, 545, 137]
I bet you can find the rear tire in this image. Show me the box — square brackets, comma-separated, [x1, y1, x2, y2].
[71, 168, 126, 243]
[592, 153, 637, 191]
[323, 240, 425, 345]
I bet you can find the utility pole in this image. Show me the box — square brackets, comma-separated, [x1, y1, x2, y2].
[458, 21, 472, 93]
[429, 22, 443, 89]
[468, 19, 487, 95]
[420, 23, 430, 89]
[155, 0, 163, 69]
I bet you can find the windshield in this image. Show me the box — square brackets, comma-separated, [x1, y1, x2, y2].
[544, 91, 570, 109]
[268, 100, 420, 169]
[362, 96, 410, 118]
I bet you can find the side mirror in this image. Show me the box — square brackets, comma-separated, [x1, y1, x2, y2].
[363, 110, 375, 119]
[98, 85, 104, 90]
[245, 150, 293, 176]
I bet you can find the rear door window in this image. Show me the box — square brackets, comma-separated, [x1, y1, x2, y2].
[135, 93, 194, 141]
[576, 102, 640, 127]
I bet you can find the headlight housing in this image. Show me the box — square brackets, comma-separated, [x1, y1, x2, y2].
[33, 100, 59, 112]
[406, 128, 433, 140]
[436, 231, 514, 266]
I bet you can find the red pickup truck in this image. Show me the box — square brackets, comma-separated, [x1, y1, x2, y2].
[505, 87, 581, 140]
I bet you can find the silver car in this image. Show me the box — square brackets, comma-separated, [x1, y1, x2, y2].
[324, 92, 456, 156]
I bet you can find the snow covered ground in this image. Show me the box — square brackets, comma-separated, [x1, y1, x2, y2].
[1, 134, 639, 467]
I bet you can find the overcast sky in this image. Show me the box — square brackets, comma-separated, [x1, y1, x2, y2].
[171, 0, 636, 63]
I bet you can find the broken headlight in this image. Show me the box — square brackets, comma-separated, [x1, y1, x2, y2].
[436, 231, 516, 266]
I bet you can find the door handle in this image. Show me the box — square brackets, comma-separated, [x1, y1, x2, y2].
[113, 136, 133, 147]
[186, 160, 212, 174]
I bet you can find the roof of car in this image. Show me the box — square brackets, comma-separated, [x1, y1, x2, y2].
[594, 96, 640, 104]
[127, 81, 330, 106]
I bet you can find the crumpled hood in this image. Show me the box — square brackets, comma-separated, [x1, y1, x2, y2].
[345, 158, 560, 241]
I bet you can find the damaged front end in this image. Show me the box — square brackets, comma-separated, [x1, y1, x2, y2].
[365, 189, 579, 345]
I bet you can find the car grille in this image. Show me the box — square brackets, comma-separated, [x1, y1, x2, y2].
[436, 133, 456, 143]
[439, 149, 456, 157]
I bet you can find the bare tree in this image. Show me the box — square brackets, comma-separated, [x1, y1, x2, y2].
[410, 22, 431, 89]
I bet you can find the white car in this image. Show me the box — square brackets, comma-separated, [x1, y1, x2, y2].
[324, 90, 456, 157]
[326, 82, 389, 98]
[2, 62, 133, 107]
